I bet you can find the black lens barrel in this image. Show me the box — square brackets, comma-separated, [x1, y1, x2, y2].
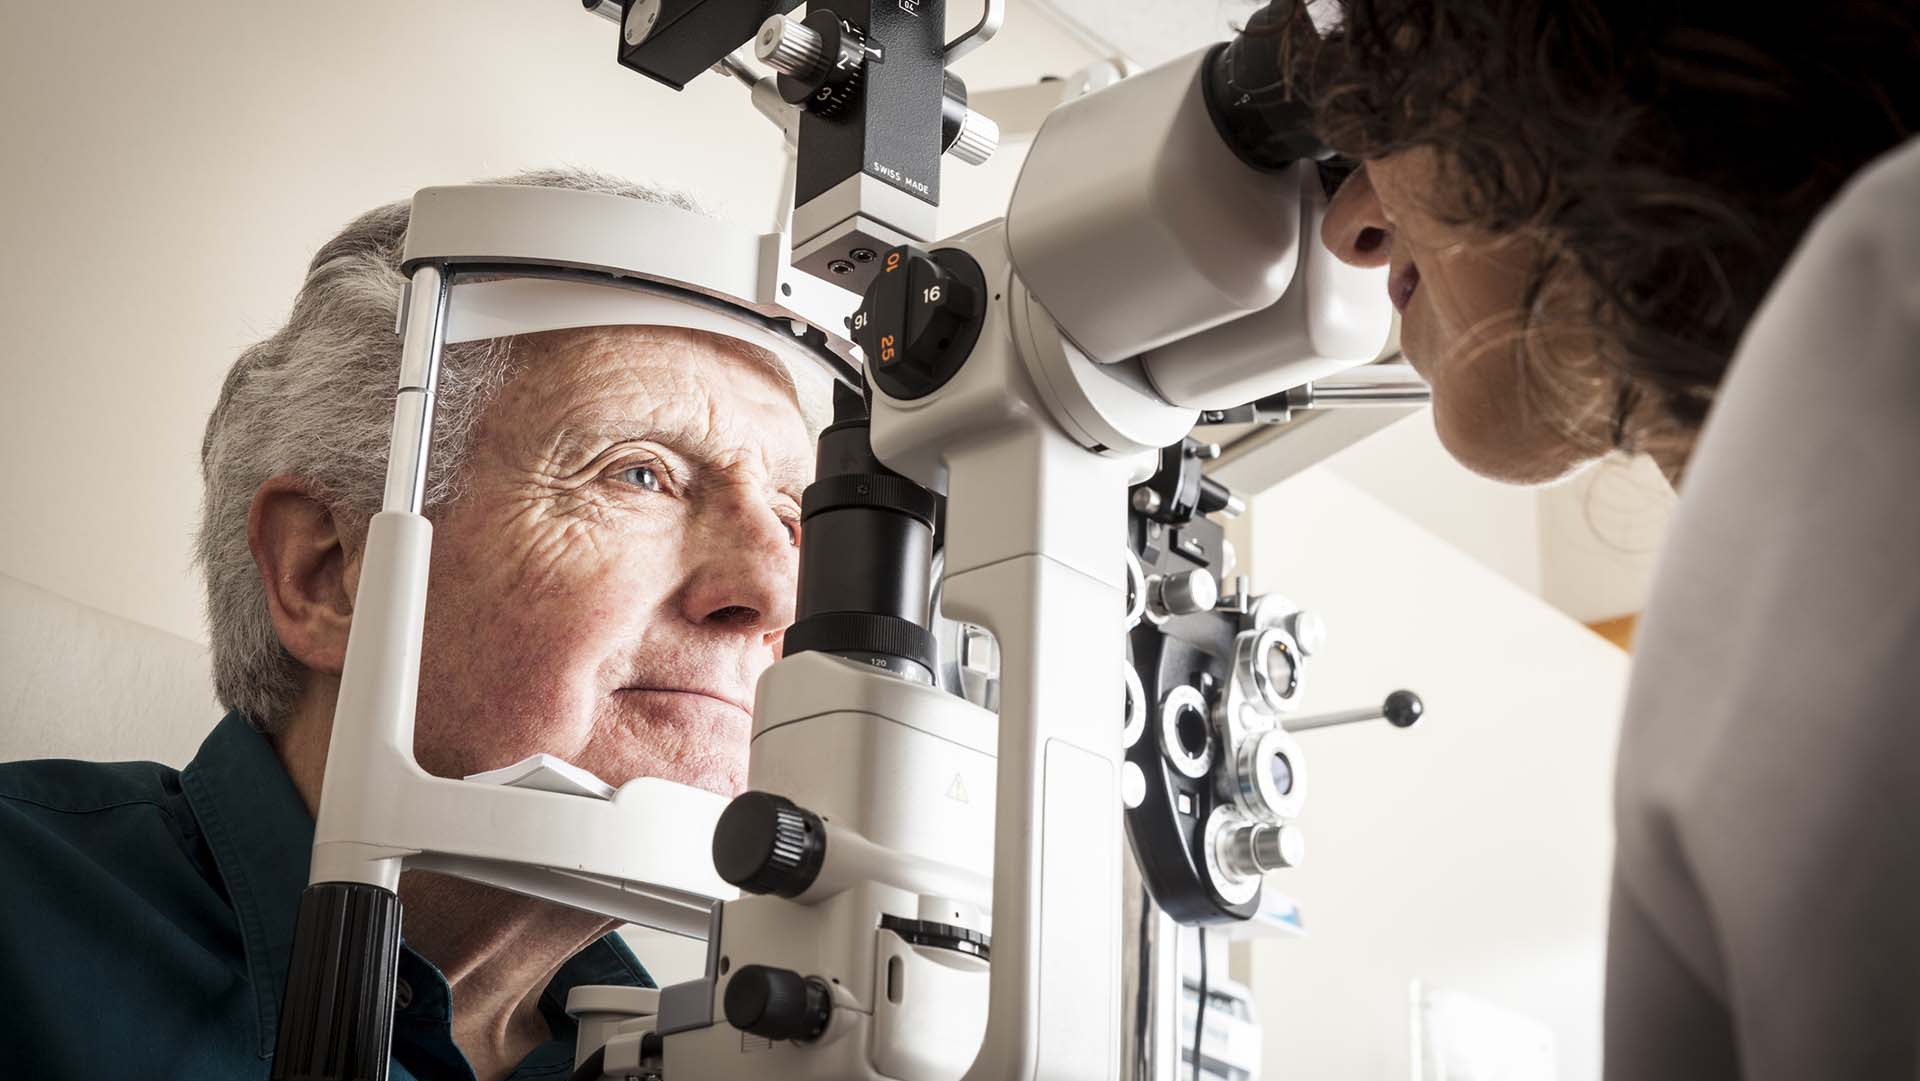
[784, 388, 939, 680]
[1203, 2, 1333, 173]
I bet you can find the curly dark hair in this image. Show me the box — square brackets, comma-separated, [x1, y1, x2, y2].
[1280, 0, 1919, 459]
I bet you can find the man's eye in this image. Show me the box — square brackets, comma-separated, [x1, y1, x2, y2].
[782, 516, 802, 548]
[617, 465, 666, 493]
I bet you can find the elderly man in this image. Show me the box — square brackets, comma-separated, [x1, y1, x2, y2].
[0, 170, 818, 1081]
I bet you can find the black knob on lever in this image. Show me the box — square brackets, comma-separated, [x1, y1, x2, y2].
[724, 965, 833, 1042]
[1382, 690, 1425, 728]
[1282, 690, 1425, 733]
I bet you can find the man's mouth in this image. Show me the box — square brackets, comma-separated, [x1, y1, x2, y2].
[1389, 260, 1421, 314]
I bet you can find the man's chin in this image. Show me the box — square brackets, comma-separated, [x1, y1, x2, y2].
[635, 754, 748, 798]
[600, 690, 752, 797]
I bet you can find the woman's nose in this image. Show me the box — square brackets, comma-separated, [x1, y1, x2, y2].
[1322, 165, 1392, 269]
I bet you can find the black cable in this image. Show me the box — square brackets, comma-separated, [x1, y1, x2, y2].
[569, 1045, 606, 1081]
[1192, 927, 1209, 1081]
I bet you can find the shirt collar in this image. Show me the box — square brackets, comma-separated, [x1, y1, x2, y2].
[179, 712, 656, 1062]
[180, 710, 318, 1058]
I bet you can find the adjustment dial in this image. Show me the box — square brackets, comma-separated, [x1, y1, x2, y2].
[854, 245, 988, 401]
[711, 791, 826, 898]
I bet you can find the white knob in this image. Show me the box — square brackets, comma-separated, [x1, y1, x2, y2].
[1219, 822, 1305, 878]
[1250, 823, 1306, 870]
[1121, 762, 1147, 809]
[1284, 609, 1327, 656]
[947, 107, 1000, 166]
[1148, 569, 1218, 620]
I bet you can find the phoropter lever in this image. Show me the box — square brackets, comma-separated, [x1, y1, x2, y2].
[1282, 690, 1426, 733]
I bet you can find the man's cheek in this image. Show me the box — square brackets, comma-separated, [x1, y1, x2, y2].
[422, 606, 617, 771]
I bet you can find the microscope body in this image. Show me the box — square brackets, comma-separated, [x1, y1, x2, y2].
[662, 69, 1376, 1059]
[661, 215, 1161, 1081]
[553, 21, 1394, 1081]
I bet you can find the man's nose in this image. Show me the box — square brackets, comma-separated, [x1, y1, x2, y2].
[679, 499, 798, 639]
[1322, 165, 1393, 270]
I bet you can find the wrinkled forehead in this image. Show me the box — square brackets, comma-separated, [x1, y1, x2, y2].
[516, 324, 800, 423]
[499, 324, 817, 479]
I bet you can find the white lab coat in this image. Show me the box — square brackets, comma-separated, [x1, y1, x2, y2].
[1607, 134, 1920, 1078]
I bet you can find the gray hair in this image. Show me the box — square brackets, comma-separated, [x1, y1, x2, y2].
[196, 168, 790, 733]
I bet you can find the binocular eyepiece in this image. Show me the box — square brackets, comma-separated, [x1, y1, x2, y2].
[1204, 0, 1336, 172]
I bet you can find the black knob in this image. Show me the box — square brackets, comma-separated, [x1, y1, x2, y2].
[854, 245, 987, 401]
[1383, 690, 1424, 728]
[712, 791, 827, 898]
[724, 965, 833, 1042]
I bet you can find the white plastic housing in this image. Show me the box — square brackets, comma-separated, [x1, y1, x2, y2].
[1006, 48, 1304, 364]
[1141, 169, 1394, 409]
[664, 651, 998, 1081]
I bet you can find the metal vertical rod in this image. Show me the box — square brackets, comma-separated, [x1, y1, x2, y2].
[382, 264, 450, 515]
[1121, 861, 1181, 1081]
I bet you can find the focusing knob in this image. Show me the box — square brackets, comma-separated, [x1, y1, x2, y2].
[712, 791, 826, 898]
[855, 246, 988, 401]
[761, 11, 868, 118]
[723, 965, 833, 1042]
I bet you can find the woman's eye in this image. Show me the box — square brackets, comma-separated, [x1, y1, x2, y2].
[618, 465, 666, 493]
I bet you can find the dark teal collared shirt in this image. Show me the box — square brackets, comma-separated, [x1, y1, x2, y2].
[0, 712, 652, 1080]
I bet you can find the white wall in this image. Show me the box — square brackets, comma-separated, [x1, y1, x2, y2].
[1323, 412, 1547, 596]
[1316, 411, 1679, 627]
[0, 0, 1091, 648]
[1537, 455, 1674, 624]
[1240, 467, 1626, 1081]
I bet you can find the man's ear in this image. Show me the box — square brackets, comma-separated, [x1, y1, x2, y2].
[248, 477, 356, 677]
